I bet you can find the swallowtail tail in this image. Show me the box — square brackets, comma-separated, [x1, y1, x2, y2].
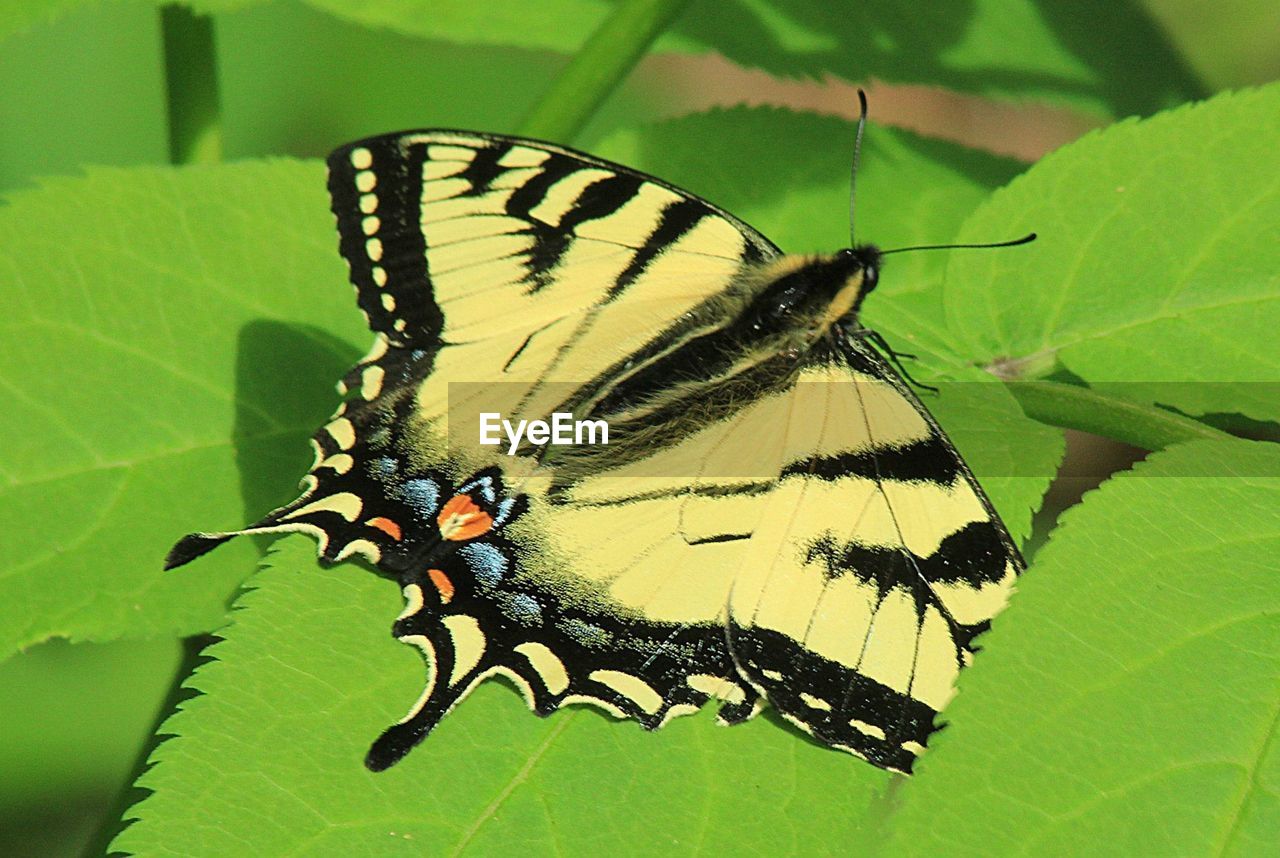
[168, 123, 1023, 773]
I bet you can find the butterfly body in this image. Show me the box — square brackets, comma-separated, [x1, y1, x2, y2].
[168, 129, 1021, 774]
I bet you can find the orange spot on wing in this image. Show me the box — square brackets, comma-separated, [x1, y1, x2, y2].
[427, 568, 455, 604]
[437, 494, 494, 541]
[366, 516, 402, 540]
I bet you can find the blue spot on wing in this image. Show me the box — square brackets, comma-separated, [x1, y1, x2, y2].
[460, 473, 498, 504]
[501, 592, 543, 626]
[493, 497, 520, 526]
[395, 478, 441, 517]
[460, 542, 508, 588]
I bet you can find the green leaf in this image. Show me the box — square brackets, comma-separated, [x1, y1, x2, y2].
[0, 162, 365, 660]
[885, 438, 1280, 855]
[214, 2, 569, 160]
[0, 637, 182, 857]
[113, 538, 890, 855]
[945, 84, 1280, 424]
[6, 0, 1185, 120]
[1142, 0, 1280, 91]
[0, 2, 168, 192]
[669, 0, 1203, 118]
[198, 0, 1201, 118]
[0, 636, 179, 798]
[0, 0, 103, 40]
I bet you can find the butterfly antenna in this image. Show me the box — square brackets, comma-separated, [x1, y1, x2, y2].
[881, 232, 1037, 255]
[849, 89, 868, 248]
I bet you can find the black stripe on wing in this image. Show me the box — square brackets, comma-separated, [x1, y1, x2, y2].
[503, 158, 652, 293]
[803, 522, 1013, 588]
[328, 138, 443, 347]
[609, 197, 715, 298]
[781, 438, 962, 485]
[726, 624, 932, 773]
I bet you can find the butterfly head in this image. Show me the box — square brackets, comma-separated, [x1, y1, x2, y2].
[832, 244, 883, 306]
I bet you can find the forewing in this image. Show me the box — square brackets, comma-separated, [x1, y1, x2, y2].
[327, 129, 775, 376]
[171, 128, 780, 565]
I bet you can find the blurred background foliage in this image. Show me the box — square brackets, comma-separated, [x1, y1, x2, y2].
[0, 1, 1276, 855]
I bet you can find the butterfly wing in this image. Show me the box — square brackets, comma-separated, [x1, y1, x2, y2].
[168, 130, 777, 767]
[717, 332, 1022, 772]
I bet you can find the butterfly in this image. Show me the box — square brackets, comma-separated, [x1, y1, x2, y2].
[167, 118, 1024, 773]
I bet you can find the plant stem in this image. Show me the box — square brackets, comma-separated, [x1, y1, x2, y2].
[1007, 380, 1234, 449]
[161, 5, 221, 165]
[517, 0, 692, 143]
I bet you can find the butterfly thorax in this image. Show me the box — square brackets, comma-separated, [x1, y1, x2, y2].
[736, 245, 881, 344]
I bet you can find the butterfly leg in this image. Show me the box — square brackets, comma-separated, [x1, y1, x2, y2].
[844, 326, 938, 393]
